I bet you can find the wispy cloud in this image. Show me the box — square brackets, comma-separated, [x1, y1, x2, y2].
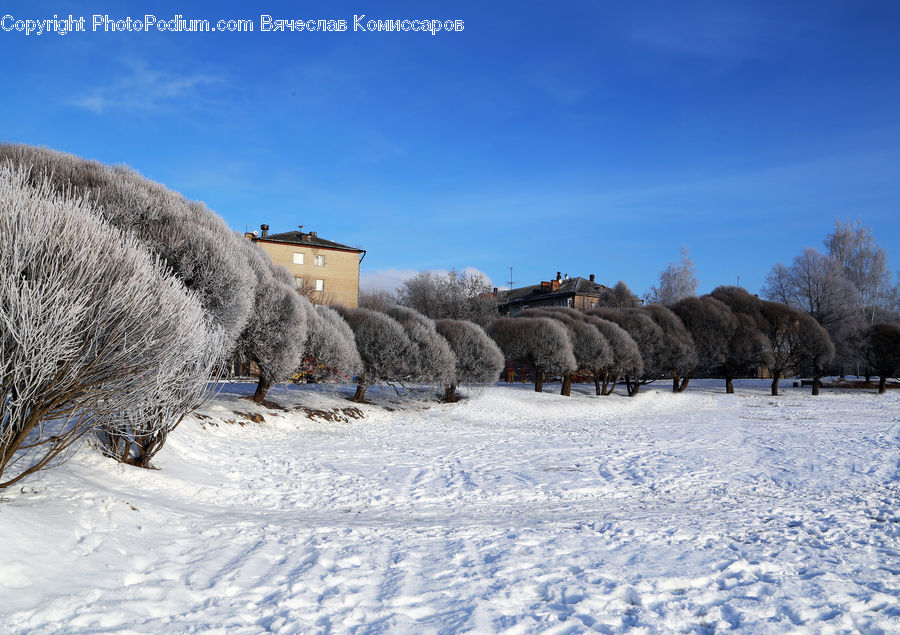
[70, 60, 223, 113]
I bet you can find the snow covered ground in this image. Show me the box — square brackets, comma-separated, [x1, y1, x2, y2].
[1, 379, 899, 633]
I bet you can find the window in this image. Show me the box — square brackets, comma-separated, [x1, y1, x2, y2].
[314, 254, 325, 267]
[292, 252, 304, 265]
[293, 277, 304, 289]
[314, 279, 324, 292]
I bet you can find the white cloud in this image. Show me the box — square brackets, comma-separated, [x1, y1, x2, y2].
[359, 268, 420, 292]
[70, 60, 222, 113]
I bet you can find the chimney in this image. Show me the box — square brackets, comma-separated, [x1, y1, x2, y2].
[541, 281, 551, 290]
[260, 224, 269, 237]
[564, 273, 569, 280]
[556, 271, 561, 281]
[551, 279, 560, 291]
[309, 231, 317, 238]
[589, 274, 595, 282]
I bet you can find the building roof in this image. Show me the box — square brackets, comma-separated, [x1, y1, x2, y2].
[502, 276, 610, 307]
[255, 230, 365, 254]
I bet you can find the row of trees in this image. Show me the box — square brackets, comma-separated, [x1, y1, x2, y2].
[0, 145, 511, 488]
[648, 226, 900, 380]
[482, 281, 900, 399]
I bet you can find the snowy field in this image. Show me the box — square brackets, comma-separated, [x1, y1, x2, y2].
[1, 380, 899, 633]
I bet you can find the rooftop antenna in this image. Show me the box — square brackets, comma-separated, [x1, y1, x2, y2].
[507, 266, 515, 290]
[298, 225, 303, 230]
[737, 275, 741, 287]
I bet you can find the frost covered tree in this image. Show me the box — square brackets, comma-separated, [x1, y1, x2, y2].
[0, 143, 255, 351]
[762, 247, 860, 375]
[588, 308, 663, 396]
[0, 166, 210, 486]
[301, 305, 363, 383]
[333, 306, 416, 402]
[863, 323, 900, 394]
[595, 281, 642, 309]
[582, 316, 643, 395]
[645, 247, 698, 306]
[236, 242, 307, 403]
[358, 289, 398, 312]
[755, 301, 833, 396]
[434, 319, 505, 402]
[671, 296, 736, 390]
[486, 317, 576, 392]
[826, 220, 892, 325]
[709, 286, 772, 393]
[396, 268, 498, 325]
[384, 306, 457, 391]
[797, 314, 835, 396]
[644, 304, 698, 392]
[521, 309, 612, 396]
[95, 325, 224, 468]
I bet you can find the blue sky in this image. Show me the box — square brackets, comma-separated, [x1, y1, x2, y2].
[3, 1, 899, 295]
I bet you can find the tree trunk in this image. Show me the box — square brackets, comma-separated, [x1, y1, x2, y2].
[560, 373, 572, 396]
[625, 375, 640, 396]
[353, 383, 367, 403]
[725, 375, 734, 394]
[602, 373, 618, 396]
[534, 369, 544, 393]
[672, 375, 679, 393]
[678, 376, 690, 392]
[879, 376, 887, 394]
[771, 377, 779, 396]
[252, 377, 272, 403]
[812, 375, 820, 396]
[594, 375, 602, 396]
[444, 383, 457, 402]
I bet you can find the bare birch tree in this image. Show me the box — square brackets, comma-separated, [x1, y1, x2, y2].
[645, 247, 698, 306]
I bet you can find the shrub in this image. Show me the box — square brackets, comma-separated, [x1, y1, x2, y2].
[0, 165, 209, 486]
[486, 317, 576, 392]
[582, 316, 643, 395]
[301, 305, 363, 383]
[521, 309, 612, 396]
[0, 143, 255, 351]
[435, 319, 505, 401]
[384, 306, 457, 391]
[333, 306, 416, 402]
[236, 242, 307, 403]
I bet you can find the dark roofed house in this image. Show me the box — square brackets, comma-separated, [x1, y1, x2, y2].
[499, 272, 610, 316]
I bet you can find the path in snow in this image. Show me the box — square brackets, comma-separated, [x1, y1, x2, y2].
[1, 380, 899, 633]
